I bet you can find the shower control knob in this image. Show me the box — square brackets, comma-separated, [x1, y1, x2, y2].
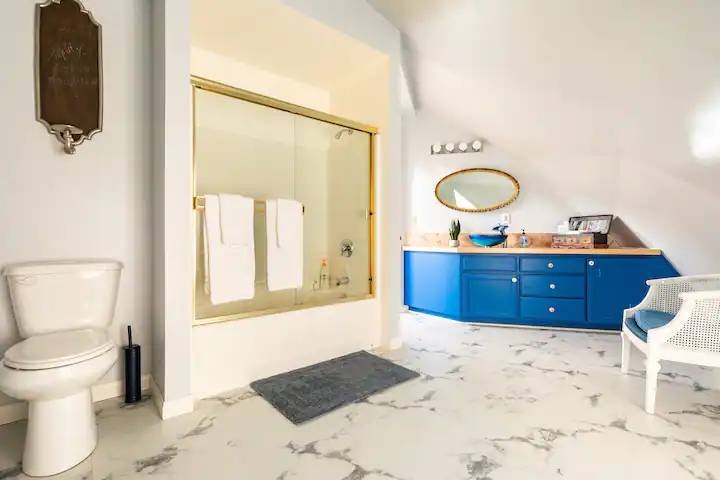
[341, 239, 354, 257]
[588, 261, 595, 266]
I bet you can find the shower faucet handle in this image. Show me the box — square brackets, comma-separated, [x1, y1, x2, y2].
[341, 239, 354, 257]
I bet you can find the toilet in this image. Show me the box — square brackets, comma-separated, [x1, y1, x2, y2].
[0, 260, 122, 477]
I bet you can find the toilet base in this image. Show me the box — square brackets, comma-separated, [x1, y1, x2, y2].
[23, 389, 97, 477]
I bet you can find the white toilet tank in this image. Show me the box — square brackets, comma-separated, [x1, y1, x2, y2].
[3, 260, 123, 338]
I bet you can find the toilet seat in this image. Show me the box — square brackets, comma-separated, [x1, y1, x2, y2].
[3, 329, 114, 370]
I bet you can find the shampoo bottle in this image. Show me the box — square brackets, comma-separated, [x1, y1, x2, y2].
[319, 259, 330, 290]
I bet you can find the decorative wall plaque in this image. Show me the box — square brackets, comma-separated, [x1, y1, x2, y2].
[35, 0, 102, 154]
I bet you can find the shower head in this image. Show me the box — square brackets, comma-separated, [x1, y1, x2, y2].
[335, 128, 354, 140]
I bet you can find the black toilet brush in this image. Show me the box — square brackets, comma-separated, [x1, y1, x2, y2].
[124, 325, 141, 404]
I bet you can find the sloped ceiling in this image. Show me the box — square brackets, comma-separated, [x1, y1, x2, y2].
[370, 0, 720, 274]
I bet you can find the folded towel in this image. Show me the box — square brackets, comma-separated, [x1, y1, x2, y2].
[218, 194, 254, 246]
[266, 199, 303, 291]
[203, 194, 255, 304]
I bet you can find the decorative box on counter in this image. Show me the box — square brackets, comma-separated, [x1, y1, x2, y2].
[552, 214, 613, 249]
[552, 233, 608, 249]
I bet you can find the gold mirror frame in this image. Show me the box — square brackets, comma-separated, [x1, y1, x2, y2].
[435, 168, 520, 212]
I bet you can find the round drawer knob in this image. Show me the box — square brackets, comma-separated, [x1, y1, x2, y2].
[549, 307, 555, 313]
[550, 284, 556, 289]
[512, 277, 517, 283]
[548, 263, 554, 269]
[589, 261, 595, 266]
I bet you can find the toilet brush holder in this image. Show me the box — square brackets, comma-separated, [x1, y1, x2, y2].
[124, 326, 141, 404]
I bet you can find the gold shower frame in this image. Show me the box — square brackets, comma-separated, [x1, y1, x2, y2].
[191, 76, 377, 326]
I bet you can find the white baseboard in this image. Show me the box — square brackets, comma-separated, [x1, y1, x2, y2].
[399, 305, 409, 313]
[389, 337, 403, 350]
[149, 376, 194, 420]
[0, 374, 152, 426]
[150, 375, 164, 417]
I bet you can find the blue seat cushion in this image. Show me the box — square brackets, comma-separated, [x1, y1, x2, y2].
[635, 309, 675, 333]
[625, 317, 647, 342]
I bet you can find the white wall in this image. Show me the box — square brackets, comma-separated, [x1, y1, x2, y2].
[404, 111, 574, 236]
[372, 1, 720, 276]
[151, 0, 194, 418]
[403, 110, 720, 275]
[192, 47, 330, 113]
[0, 0, 152, 408]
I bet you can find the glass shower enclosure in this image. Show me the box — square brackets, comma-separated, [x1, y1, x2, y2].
[192, 77, 375, 325]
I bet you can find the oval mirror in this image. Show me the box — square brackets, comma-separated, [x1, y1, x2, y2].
[435, 168, 519, 212]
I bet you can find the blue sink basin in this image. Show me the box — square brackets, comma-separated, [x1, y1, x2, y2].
[469, 234, 507, 248]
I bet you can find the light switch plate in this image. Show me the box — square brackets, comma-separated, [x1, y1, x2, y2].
[500, 213, 511, 225]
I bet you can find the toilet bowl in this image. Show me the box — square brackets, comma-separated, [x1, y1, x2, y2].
[0, 260, 122, 477]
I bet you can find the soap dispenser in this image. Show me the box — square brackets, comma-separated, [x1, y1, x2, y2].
[519, 230, 529, 248]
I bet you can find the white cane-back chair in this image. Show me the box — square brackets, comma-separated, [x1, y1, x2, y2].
[622, 274, 720, 414]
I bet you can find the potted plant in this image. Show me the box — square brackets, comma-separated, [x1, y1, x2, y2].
[449, 219, 461, 247]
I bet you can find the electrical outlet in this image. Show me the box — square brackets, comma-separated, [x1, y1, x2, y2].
[501, 213, 511, 225]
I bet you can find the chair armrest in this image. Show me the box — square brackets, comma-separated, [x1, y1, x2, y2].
[649, 291, 720, 347]
[647, 274, 720, 286]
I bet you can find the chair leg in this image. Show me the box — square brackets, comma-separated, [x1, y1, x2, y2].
[621, 333, 631, 374]
[644, 358, 661, 414]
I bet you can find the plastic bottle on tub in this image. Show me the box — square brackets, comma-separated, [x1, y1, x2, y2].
[319, 259, 330, 290]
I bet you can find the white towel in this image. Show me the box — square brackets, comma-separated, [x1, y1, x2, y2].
[266, 199, 303, 291]
[218, 194, 254, 246]
[203, 194, 255, 304]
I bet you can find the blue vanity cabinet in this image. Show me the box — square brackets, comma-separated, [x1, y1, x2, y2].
[404, 251, 461, 319]
[586, 256, 679, 329]
[462, 273, 519, 320]
[518, 255, 587, 327]
[461, 254, 518, 321]
[404, 249, 679, 331]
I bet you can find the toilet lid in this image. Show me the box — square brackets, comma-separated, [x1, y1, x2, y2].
[3, 329, 114, 370]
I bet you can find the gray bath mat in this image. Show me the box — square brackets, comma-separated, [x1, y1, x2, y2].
[250, 350, 419, 424]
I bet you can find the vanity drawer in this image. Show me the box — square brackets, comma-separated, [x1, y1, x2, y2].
[521, 297, 586, 322]
[520, 256, 585, 275]
[462, 255, 517, 272]
[521, 274, 585, 299]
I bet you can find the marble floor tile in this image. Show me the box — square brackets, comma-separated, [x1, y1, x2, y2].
[1, 312, 719, 479]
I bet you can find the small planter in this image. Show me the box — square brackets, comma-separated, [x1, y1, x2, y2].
[449, 219, 461, 249]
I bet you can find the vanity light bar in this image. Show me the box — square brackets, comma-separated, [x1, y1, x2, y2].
[431, 140, 483, 155]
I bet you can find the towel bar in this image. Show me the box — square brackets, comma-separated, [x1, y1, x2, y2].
[193, 196, 304, 214]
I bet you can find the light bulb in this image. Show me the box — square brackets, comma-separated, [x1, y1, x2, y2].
[432, 144, 442, 154]
[458, 142, 468, 152]
[472, 140, 483, 151]
[445, 142, 455, 152]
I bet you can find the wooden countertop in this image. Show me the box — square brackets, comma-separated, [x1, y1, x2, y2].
[403, 246, 663, 256]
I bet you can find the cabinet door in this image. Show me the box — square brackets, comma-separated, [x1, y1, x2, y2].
[463, 273, 518, 320]
[404, 252, 461, 318]
[587, 256, 678, 328]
